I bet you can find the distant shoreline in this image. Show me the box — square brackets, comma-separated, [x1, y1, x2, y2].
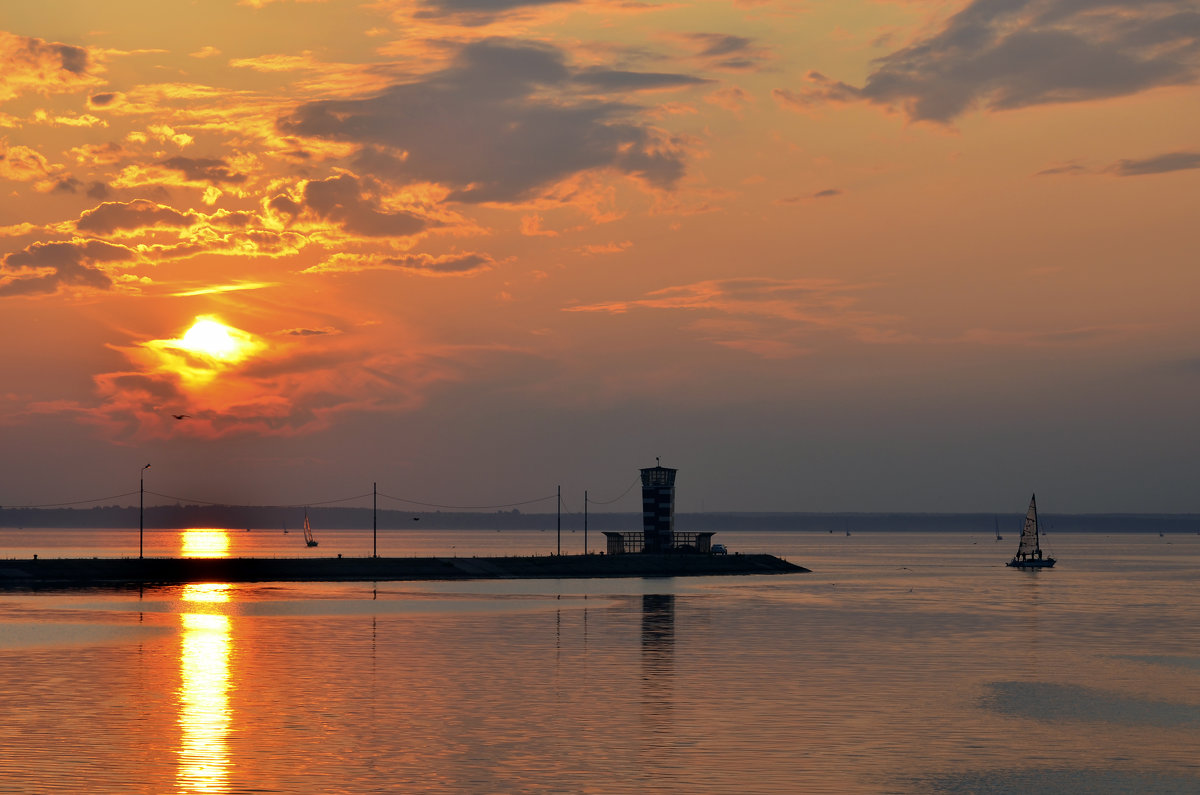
[2, 506, 1198, 533]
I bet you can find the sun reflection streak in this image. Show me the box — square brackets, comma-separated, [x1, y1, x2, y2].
[178, 584, 233, 794]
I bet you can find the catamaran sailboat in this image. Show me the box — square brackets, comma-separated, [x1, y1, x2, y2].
[1006, 494, 1054, 568]
[302, 510, 318, 548]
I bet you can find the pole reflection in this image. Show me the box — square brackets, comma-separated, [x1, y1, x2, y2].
[177, 583, 232, 794]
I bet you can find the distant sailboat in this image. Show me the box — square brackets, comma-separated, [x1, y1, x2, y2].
[994, 516, 1002, 542]
[1006, 494, 1054, 568]
[302, 510, 318, 548]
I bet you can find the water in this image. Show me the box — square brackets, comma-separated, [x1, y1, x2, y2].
[1, 528, 1198, 793]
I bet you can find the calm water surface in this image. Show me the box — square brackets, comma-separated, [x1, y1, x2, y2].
[1, 528, 1198, 793]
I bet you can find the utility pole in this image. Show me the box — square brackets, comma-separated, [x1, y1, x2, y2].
[139, 463, 150, 559]
[584, 490, 588, 555]
[373, 481, 378, 559]
[556, 485, 561, 556]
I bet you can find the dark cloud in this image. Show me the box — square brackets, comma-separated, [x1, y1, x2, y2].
[776, 189, 842, 203]
[53, 177, 83, 194]
[268, 194, 302, 219]
[1036, 151, 1200, 177]
[382, 251, 495, 275]
[681, 33, 768, 72]
[55, 43, 88, 74]
[161, 156, 248, 185]
[76, 199, 198, 234]
[689, 34, 754, 58]
[0, 239, 135, 297]
[101, 372, 184, 402]
[208, 210, 257, 229]
[303, 174, 427, 237]
[280, 38, 691, 203]
[284, 327, 337, 337]
[86, 181, 110, 199]
[1110, 151, 1200, 176]
[789, 0, 1200, 122]
[416, 0, 565, 14]
[1035, 163, 1088, 177]
[89, 92, 117, 107]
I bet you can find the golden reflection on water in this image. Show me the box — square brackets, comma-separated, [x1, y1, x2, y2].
[178, 584, 232, 794]
[181, 529, 231, 558]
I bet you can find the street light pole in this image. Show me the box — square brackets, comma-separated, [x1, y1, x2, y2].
[139, 463, 150, 559]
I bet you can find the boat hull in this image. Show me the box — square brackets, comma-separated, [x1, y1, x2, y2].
[1007, 557, 1055, 568]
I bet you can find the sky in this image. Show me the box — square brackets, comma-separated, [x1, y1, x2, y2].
[1, 0, 1198, 515]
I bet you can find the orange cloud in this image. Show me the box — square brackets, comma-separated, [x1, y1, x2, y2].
[76, 199, 200, 235]
[0, 238, 138, 297]
[577, 240, 632, 255]
[303, 250, 495, 276]
[0, 32, 106, 103]
[0, 142, 56, 182]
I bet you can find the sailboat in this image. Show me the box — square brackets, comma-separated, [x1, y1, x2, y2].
[994, 516, 1002, 541]
[1006, 494, 1054, 568]
[302, 510, 318, 548]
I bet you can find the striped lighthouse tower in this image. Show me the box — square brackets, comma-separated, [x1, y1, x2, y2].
[640, 458, 677, 554]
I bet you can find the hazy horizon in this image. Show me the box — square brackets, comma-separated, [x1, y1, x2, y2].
[2, 2, 1198, 514]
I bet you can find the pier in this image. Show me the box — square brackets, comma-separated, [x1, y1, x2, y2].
[0, 553, 807, 587]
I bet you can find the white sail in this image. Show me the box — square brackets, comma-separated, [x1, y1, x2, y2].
[303, 510, 317, 547]
[1015, 494, 1040, 558]
[1007, 493, 1054, 567]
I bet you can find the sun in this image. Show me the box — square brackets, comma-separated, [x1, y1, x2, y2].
[140, 314, 268, 389]
[177, 316, 260, 364]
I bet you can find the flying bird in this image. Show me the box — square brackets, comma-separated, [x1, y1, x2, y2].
[172, 414, 191, 420]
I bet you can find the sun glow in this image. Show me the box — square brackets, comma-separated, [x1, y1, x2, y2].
[141, 315, 268, 389]
[178, 317, 260, 364]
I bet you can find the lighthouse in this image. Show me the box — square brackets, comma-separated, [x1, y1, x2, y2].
[603, 461, 715, 555]
[640, 459, 677, 554]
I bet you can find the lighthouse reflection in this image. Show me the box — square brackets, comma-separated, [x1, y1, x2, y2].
[177, 583, 232, 794]
[640, 594, 675, 717]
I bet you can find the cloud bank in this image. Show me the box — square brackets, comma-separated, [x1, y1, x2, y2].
[784, 0, 1200, 122]
[280, 38, 694, 203]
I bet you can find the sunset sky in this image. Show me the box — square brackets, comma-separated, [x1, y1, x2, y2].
[2, 0, 1198, 514]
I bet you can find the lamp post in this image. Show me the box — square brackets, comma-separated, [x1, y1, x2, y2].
[139, 463, 150, 559]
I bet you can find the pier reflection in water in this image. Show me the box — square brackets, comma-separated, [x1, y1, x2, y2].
[177, 584, 232, 794]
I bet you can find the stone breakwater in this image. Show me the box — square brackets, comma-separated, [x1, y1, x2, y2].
[0, 553, 807, 586]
